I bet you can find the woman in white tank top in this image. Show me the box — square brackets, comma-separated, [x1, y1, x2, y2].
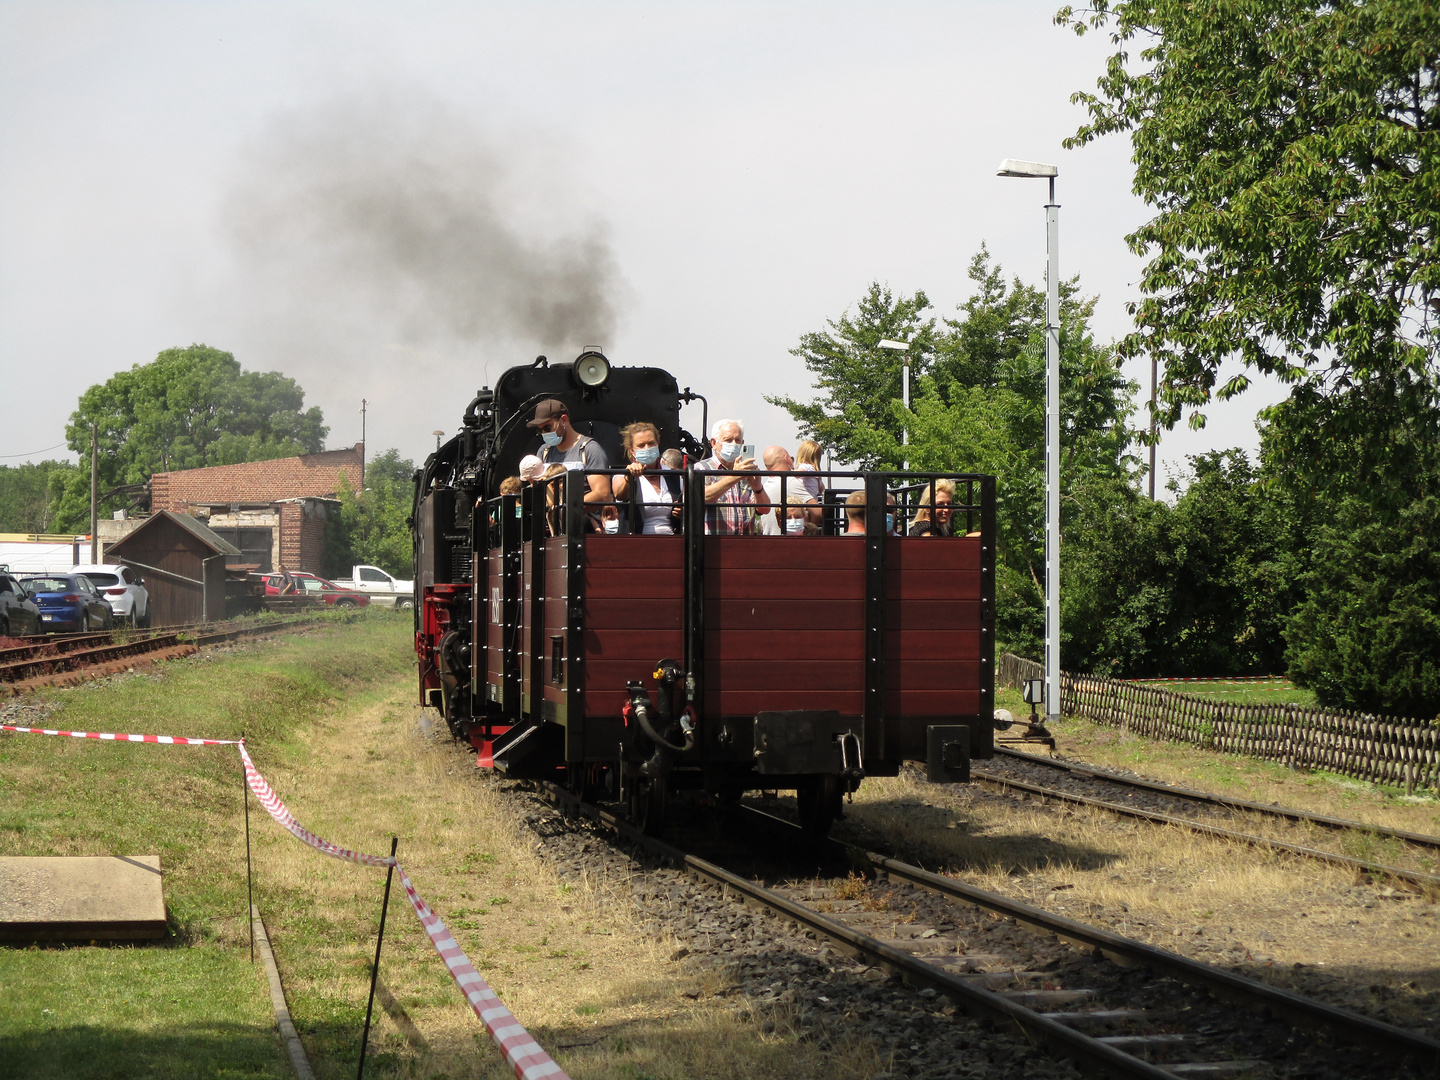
[612, 421, 683, 535]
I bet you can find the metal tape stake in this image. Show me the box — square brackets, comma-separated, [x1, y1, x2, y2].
[242, 735, 254, 964]
[357, 836, 399, 1080]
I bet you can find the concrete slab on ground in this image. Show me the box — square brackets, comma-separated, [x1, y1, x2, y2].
[0, 855, 166, 940]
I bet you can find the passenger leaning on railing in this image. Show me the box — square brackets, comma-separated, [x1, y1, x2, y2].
[695, 419, 770, 535]
[540, 464, 569, 536]
[909, 478, 956, 537]
[527, 398, 613, 530]
[613, 421, 684, 535]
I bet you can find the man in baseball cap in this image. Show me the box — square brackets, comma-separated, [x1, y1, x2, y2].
[527, 399, 613, 526]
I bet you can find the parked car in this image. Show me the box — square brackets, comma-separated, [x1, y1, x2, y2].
[262, 572, 372, 608]
[71, 563, 150, 627]
[330, 565, 415, 609]
[0, 572, 42, 637]
[19, 574, 114, 631]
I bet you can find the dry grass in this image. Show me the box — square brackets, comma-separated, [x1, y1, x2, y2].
[252, 686, 885, 1079]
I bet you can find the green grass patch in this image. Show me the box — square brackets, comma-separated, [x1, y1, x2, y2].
[0, 946, 282, 1079]
[0, 612, 416, 1076]
[1129, 677, 1319, 708]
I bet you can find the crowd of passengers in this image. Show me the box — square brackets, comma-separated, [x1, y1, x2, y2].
[494, 397, 963, 538]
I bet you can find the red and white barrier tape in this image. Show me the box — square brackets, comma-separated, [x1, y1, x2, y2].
[397, 865, 566, 1080]
[3, 721, 569, 1080]
[239, 744, 567, 1079]
[237, 743, 395, 868]
[0, 724, 240, 745]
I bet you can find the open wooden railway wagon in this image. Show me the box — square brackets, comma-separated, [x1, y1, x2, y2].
[413, 353, 996, 834]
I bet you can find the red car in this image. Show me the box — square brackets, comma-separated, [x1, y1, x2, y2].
[263, 572, 371, 608]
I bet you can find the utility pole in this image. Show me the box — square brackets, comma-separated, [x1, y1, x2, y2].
[997, 157, 1061, 727]
[878, 338, 911, 470]
[1148, 356, 1158, 500]
[89, 422, 98, 565]
[360, 399, 367, 489]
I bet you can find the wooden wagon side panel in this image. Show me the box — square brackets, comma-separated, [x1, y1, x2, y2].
[703, 536, 866, 718]
[582, 535, 685, 719]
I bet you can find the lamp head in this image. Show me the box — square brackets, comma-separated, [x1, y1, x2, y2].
[997, 158, 1058, 178]
[572, 349, 610, 390]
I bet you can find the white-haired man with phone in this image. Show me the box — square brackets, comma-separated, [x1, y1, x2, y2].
[694, 418, 770, 534]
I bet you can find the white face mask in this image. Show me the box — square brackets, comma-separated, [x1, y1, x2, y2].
[785, 517, 806, 534]
[603, 518, 620, 534]
[718, 441, 742, 462]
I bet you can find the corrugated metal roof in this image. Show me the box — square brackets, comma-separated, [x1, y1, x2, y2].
[108, 511, 241, 556]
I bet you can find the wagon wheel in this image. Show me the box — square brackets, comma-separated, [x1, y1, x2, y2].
[795, 776, 841, 838]
[567, 761, 608, 804]
[629, 776, 669, 836]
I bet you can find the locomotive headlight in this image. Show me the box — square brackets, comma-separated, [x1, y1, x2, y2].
[573, 350, 610, 389]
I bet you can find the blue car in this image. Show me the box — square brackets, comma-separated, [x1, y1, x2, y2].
[19, 574, 114, 632]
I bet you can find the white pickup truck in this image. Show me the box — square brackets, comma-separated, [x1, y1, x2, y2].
[333, 565, 415, 609]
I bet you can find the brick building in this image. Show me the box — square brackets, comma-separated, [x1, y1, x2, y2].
[147, 446, 363, 574]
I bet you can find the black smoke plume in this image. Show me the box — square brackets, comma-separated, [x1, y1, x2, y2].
[221, 91, 622, 358]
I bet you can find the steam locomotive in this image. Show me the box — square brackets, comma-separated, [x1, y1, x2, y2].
[412, 351, 995, 834]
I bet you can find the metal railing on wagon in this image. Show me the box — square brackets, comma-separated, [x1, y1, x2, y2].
[479, 467, 990, 544]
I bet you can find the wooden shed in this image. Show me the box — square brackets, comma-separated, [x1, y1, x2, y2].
[105, 512, 241, 625]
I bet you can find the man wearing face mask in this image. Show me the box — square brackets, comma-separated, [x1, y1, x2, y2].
[694, 419, 770, 534]
[527, 398, 613, 526]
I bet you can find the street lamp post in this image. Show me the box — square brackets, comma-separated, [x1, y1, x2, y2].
[877, 338, 911, 468]
[998, 157, 1061, 726]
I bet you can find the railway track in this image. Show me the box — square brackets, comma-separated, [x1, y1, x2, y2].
[971, 749, 1440, 890]
[537, 782, 1439, 1079]
[0, 618, 323, 692]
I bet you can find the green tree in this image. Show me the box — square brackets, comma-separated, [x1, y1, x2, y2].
[51, 345, 328, 530]
[329, 449, 416, 578]
[1286, 491, 1440, 717]
[766, 283, 940, 470]
[1063, 449, 1309, 678]
[785, 251, 1138, 656]
[0, 460, 73, 533]
[1057, 0, 1440, 498]
[933, 244, 1051, 392]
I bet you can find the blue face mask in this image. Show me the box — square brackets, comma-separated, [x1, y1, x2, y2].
[886, 513, 895, 533]
[541, 430, 562, 448]
[635, 446, 660, 466]
[718, 441, 742, 462]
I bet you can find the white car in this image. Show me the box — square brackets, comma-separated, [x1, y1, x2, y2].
[72, 564, 150, 627]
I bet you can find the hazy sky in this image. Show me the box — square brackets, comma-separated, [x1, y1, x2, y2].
[0, 1, 1284, 489]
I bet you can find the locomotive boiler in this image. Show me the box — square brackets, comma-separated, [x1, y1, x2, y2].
[412, 351, 995, 834]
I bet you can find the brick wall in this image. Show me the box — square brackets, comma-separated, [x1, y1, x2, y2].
[275, 500, 333, 575]
[299, 503, 328, 573]
[151, 445, 363, 511]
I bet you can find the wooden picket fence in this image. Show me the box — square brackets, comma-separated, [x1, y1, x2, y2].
[997, 653, 1440, 795]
